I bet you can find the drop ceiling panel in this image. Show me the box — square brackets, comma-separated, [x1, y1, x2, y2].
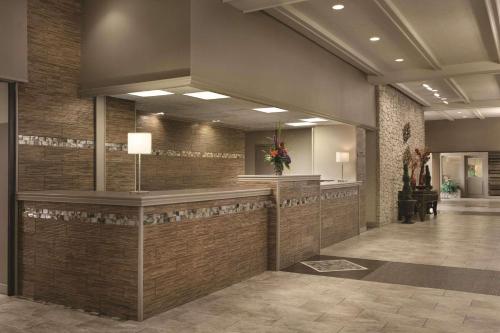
[403, 79, 461, 105]
[288, 0, 434, 71]
[112, 86, 342, 131]
[453, 74, 500, 100]
[391, 0, 494, 65]
[479, 107, 500, 117]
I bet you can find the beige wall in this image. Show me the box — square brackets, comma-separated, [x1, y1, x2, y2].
[191, 0, 376, 128]
[0, 0, 27, 82]
[81, 0, 191, 89]
[313, 125, 357, 181]
[427, 118, 500, 152]
[0, 82, 7, 291]
[245, 128, 313, 175]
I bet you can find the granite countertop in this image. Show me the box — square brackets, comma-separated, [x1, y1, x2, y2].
[17, 187, 272, 207]
[320, 181, 362, 189]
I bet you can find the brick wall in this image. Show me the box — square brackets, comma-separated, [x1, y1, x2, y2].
[142, 196, 268, 318]
[377, 86, 425, 225]
[320, 186, 359, 248]
[18, 0, 95, 191]
[18, 201, 139, 319]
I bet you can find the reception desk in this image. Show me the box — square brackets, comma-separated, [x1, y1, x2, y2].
[17, 177, 362, 320]
[17, 187, 271, 320]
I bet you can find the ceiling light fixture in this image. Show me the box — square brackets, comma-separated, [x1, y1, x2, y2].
[422, 84, 430, 88]
[425, 87, 433, 91]
[432, 89, 438, 92]
[369, 36, 380, 42]
[443, 101, 449, 104]
[394, 58, 404, 62]
[434, 93, 440, 97]
[332, 4, 344, 10]
[155, 112, 165, 116]
[286, 122, 317, 127]
[128, 90, 173, 97]
[183, 91, 230, 100]
[212, 119, 221, 123]
[253, 107, 288, 113]
[458, 111, 462, 114]
[300, 117, 328, 122]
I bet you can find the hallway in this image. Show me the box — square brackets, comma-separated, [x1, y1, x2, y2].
[1, 212, 500, 333]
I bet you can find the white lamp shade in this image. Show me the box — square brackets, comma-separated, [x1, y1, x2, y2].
[336, 152, 349, 163]
[128, 133, 152, 154]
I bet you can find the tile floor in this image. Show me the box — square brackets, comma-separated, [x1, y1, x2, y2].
[1, 210, 500, 332]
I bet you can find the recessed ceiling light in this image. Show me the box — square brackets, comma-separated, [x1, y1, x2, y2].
[155, 112, 165, 116]
[462, 116, 467, 118]
[183, 91, 230, 100]
[432, 89, 438, 92]
[434, 93, 440, 97]
[128, 90, 173, 97]
[443, 101, 449, 104]
[369, 36, 380, 42]
[458, 111, 462, 114]
[332, 4, 344, 10]
[425, 87, 433, 91]
[395, 58, 404, 62]
[212, 119, 221, 123]
[253, 107, 288, 113]
[286, 122, 317, 127]
[300, 117, 328, 122]
[441, 97, 447, 100]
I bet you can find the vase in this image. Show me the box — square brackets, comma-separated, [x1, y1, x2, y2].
[274, 163, 283, 176]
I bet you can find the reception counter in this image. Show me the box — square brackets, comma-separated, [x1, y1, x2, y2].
[17, 177, 362, 320]
[17, 187, 271, 320]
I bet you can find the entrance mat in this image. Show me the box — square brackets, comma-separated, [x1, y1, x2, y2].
[301, 259, 368, 272]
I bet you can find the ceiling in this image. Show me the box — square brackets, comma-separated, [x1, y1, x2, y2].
[225, 0, 500, 122]
[112, 85, 343, 131]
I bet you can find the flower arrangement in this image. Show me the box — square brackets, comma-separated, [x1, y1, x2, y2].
[264, 123, 291, 175]
[415, 148, 431, 187]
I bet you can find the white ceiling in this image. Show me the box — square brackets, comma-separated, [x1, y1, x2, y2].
[225, 0, 500, 122]
[112, 85, 342, 131]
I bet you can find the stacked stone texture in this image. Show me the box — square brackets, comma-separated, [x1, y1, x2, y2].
[377, 86, 425, 225]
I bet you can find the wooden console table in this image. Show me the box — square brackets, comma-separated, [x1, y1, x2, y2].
[413, 189, 438, 221]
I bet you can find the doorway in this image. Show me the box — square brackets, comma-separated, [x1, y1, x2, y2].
[465, 156, 485, 197]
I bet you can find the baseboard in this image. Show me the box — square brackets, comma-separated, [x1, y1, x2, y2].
[0, 283, 7, 295]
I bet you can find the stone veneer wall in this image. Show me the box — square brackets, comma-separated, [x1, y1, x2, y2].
[142, 196, 269, 319]
[356, 128, 367, 231]
[18, 201, 139, 319]
[277, 180, 321, 269]
[105, 102, 246, 192]
[320, 186, 359, 248]
[106, 97, 136, 192]
[18, 0, 95, 191]
[377, 86, 425, 225]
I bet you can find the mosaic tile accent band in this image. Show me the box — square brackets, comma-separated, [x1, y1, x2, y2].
[144, 200, 273, 224]
[280, 196, 320, 208]
[321, 188, 358, 200]
[106, 142, 244, 159]
[23, 207, 137, 226]
[18, 135, 94, 149]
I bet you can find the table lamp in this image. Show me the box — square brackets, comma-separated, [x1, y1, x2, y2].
[128, 132, 152, 193]
[336, 152, 349, 181]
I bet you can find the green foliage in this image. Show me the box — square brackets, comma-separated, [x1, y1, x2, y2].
[441, 179, 459, 193]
